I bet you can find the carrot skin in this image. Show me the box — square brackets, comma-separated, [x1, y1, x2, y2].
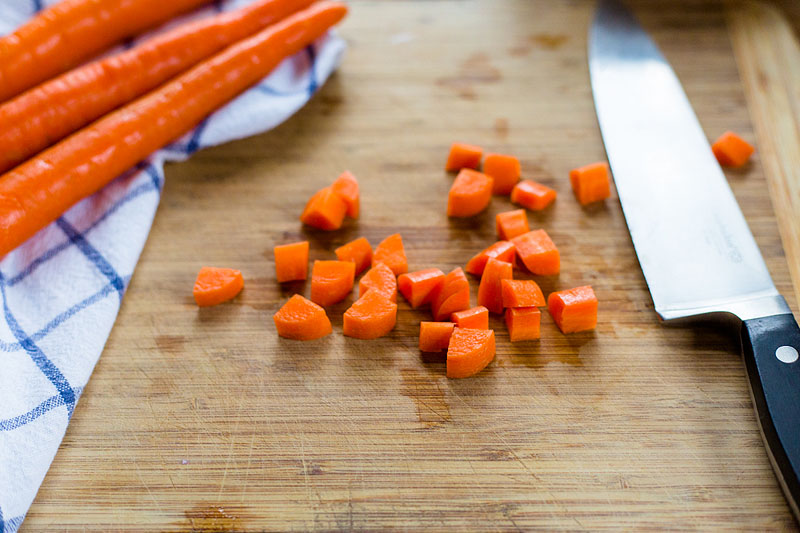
[505, 307, 541, 342]
[569, 162, 611, 205]
[465, 240, 516, 276]
[446, 328, 496, 378]
[445, 142, 482, 172]
[0, 0, 215, 104]
[343, 291, 397, 339]
[335, 237, 372, 275]
[495, 209, 529, 240]
[274, 294, 332, 340]
[0, 0, 314, 174]
[419, 321, 455, 352]
[712, 131, 754, 167]
[193, 266, 244, 306]
[452, 306, 489, 330]
[0, 2, 349, 257]
[477, 257, 513, 314]
[548, 286, 598, 334]
[501, 279, 545, 308]
[274, 240, 309, 282]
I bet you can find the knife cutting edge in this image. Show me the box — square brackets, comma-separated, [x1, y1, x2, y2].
[588, 0, 800, 519]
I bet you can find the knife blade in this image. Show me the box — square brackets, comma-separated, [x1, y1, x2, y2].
[589, 0, 800, 519]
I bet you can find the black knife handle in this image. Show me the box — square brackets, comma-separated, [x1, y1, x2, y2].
[741, 313, 800, 519]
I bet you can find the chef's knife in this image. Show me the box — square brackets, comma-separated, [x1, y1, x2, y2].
[589, 0, 799, 519]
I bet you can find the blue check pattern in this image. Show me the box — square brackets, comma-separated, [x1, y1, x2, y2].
[0, 1, 345, 530]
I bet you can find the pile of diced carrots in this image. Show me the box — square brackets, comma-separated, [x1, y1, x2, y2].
[197, 130, 755, 379]
[268, 144, 605, 379]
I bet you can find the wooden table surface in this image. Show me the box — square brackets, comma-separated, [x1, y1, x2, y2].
[23, 0, 800, 530]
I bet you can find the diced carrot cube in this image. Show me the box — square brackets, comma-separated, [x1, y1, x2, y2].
[511, 229, 560, 275]
[300, 186, 348, 230]
[501, 279, 545, 308]
[511, 179, 556, 210]
[274, 295, 332, 340]
[483, 153, 521, 195]
[431, 267, 470, 321]
[712, 131, 754, 167]
[452, 306, 489, 329]
[447, 169, 494, 217]
[547, 285, 598, 334]
[372, 233, 408, 276]
[446, 328, 496, 378]
[433, 284, 470, 322]
[331, 171, 360, 218]
[465, 240, 516, 276]
[310, 260, 355, 307]
[419, 321, 455, 352]
[496, 209, 529, 240]
[274, 241, 309, 283]
[335, 237, 372, 276]
[445, 142, 482, 172]
[569, 162, 611, 206]
[359, 263, 397, 302]
[398, 268, 446, 308]
[193, 266, 244, 307]
[505, 307, 541, 341]
[343, 291, 397, 339]
[477, 257, 513, 314]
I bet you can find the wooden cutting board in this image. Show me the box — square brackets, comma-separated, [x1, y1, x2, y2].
[23, 0, 800, 530]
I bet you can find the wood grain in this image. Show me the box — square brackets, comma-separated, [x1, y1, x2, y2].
[22, 0, 800, 530]
[727, 0, 800, 315]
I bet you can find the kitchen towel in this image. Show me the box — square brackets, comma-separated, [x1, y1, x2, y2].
[0, 1, 346, 530]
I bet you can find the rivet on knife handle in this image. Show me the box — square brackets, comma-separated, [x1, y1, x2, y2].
[741, 311, 800, 519]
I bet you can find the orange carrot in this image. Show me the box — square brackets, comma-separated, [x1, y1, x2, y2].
[274, 294, 332, 340]
[372, 233, 408, 276]
[569, 162, 611, 206]
[300, 186, 348, 231]
[358, 263, 397, 302]
[447, 169, 494, 217]
[511, 230, 560, 275]
[452, 306, 489, 329]
[501, 279, 545, 308]
[547, 285, 598, 334]
[274, 240, 309, 283]
[397, 268, 445, 308]
[712, 131, 754, 167]
[310, 260, 355, 307]
[433, 287, 470, 322]
[431, 267, 471, 321]
[495, 209, 530, 241]
[0, 0, 214, 104]
[331, 171, 360, 218]
[335, 237, 372, 276]
[343, 290, 397, 339]
[446, 328, 496, 378]
[465, 240, 515, 276]
[505, 307, 541, 342]
[0, 2, 348, 258]
[419, 321, 455, 352]
[445, 142, 482, 172]
[511, 179, 556, 210]
[483, 153, 520, 195]
[193, 266, 244, 306]
[0, 0, 313, 174]
[477, 257, 512, 314]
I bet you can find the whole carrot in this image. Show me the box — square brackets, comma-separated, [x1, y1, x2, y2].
[0, 0, 214, 103]
[0, 0, 314, 174]
[0, 1, 348, 258]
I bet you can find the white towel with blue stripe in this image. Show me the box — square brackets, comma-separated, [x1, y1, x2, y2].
[0, 1, 345, 530]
